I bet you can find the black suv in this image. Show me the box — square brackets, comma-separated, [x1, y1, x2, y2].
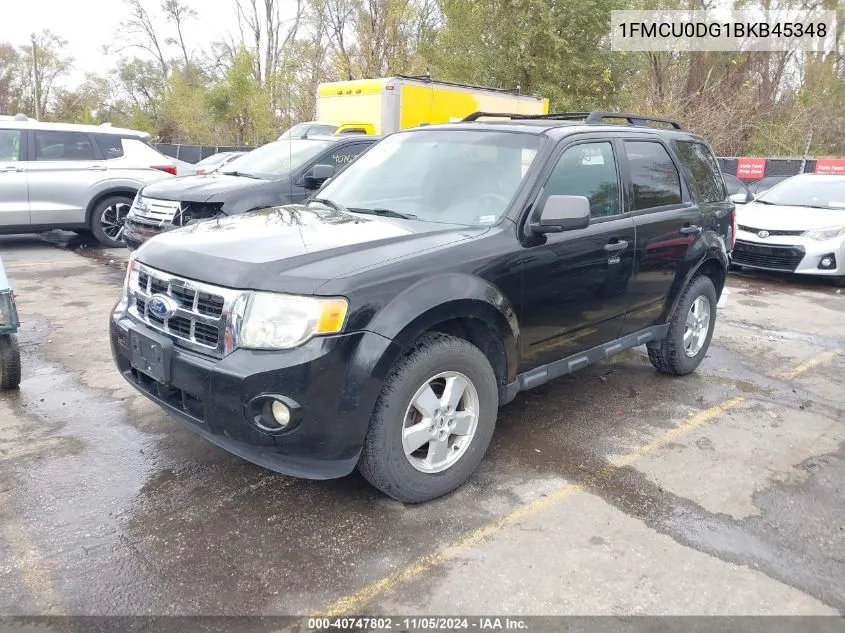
[122, 135, 377, 250]
[110, 111, 734, 503]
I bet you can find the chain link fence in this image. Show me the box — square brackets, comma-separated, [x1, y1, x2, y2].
[156, 143, 834, 179]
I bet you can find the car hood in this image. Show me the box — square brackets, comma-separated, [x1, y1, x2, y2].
[141, 173, 285, 203]
[737, 202, 845, 231]
[135, 205, 485, 294]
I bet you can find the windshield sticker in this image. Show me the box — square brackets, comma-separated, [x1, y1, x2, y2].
[477, 215, 497, 224]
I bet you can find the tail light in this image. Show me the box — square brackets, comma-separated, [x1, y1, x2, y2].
[153, 165, 177, 175]
[730, 206, 737, 250]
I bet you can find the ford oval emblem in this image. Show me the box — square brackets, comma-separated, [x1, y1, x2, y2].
[758, 230, 770, 239]
[148, 294, 178, 319]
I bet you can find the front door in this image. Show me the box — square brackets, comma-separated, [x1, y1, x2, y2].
[519, 139, 635, 371]
[0, 128, 29, 226]
[27, 129, 105, 226]
[618, 139, 701, 335]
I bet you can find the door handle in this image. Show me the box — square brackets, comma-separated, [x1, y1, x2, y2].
[604, 240, 629, 252]
[87, 165, 107, 171]
[680, 225, 702, 236]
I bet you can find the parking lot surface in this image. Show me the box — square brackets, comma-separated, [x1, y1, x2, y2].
[0, 234, 842, 616]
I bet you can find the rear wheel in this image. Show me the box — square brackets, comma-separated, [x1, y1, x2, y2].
[90, 195, 134, 247]
[648, 275, 717, 376]
[358, 333, 498, 503]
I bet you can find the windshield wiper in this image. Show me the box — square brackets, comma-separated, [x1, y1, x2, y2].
[348, 207, 419, 220]
[310, 197, 350, 214]
[754, 199, 775, 205]
[220, 170, 263, 179]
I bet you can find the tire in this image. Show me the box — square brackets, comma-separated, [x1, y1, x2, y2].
[358, 332, 499, 503]
[832, 276, 845, 288]
[0, 334, 21, 389]
[90, 195, 134, 247]
[648, 275, 717, 376]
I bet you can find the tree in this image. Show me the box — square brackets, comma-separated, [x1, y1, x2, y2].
[207, 46, 274, 144]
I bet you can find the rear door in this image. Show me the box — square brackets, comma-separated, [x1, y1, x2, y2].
[0, 128, 29, 226]
[518, 138, 636, 371]
[27, 129, 105, 226]
[618, 138, 700, 335]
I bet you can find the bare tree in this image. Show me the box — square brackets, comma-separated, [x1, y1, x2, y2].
[162, 0, 197, 69]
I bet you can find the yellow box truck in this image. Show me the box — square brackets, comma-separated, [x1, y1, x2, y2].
[316, 75, 549, 135]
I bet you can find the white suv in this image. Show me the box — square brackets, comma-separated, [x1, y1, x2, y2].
[0, 115, 177, 247]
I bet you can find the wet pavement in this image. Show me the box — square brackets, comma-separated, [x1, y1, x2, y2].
[0, 234, 843, 617]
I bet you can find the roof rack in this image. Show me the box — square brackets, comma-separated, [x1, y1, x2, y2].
[462, 110, 684, 129]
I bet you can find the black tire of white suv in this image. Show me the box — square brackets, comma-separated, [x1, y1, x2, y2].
[91, 195, 134, 248]
[648, 275, 718, 376]
[358, 332, 499, 503]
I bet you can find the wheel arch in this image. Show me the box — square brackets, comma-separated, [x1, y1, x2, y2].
[661, 240, 728, 323]
[85, 187, 138, 226]
[347, 274, 520, 407]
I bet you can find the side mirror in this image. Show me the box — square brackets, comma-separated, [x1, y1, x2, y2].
[532, 195, 591, 234]
[729, 193, 749, 204]
[304, 164, 335, 188]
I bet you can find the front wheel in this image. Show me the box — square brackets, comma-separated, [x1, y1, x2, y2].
[648, 275, 717, 376]
[358, 333, 499, 503]
[90, 195, 134, 247]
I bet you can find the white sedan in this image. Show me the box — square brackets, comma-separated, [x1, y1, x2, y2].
[732, 174, 845, 287]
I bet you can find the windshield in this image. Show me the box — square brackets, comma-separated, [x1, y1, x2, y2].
[315, 130, 544, 226]
[757, 176, 845, 209]
[221, 140, 331, 179]
[197, 153, 234, 167]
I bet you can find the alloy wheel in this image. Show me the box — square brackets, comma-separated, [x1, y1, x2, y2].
[401, 371, 480, 473]
[100, 202, 131, 242]
[684, 295, 711, 357]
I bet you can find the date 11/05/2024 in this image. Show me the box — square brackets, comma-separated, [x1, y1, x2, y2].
[308, 617, 529, 631]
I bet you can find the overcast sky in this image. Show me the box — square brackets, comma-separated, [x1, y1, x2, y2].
[0, 0, 240, 86]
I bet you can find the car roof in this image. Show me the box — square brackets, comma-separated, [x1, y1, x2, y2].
[0, 118, 149, 139]
[302, 134, 381, 143]
[397, 118, 709, 144]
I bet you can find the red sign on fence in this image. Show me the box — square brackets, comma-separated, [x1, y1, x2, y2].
[736, 158, 766, 180]
[815, 159, 845, 175]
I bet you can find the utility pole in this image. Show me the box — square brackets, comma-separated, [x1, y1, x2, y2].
[31, 34, 41, 120]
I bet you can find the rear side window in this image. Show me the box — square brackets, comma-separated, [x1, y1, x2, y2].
[34, 130, 96, 161]
[545, 141, 620, 218]
[673, 141, 725, 202]
[328, 143, 370, 167]
[0, 129, 22, 161]
[95, 134, 125, 159]
[624, 141, 682, 210]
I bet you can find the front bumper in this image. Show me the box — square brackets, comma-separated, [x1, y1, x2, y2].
[110, 317, 398, 479]
[733, 231, 844, 276]
[123, 216, 175, 251]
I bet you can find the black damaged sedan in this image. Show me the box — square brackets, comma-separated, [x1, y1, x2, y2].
[122, 135, 377, 250]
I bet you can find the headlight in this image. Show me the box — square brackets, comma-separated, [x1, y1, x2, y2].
[238, 292, 348, 350]
[802, 226, 845, 241]
[113, 254, 137, 320]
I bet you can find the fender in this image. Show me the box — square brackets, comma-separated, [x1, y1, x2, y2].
[341, 274, 520, 415]
[85, 178, 145, 224]
[660, 231, 729, 323]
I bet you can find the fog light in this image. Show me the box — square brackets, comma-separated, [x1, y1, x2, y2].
[271, 400, 291, 426]
[819, 254, 836, 270]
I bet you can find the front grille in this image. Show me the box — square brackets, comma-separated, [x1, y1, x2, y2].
[130, 197, 181, 227]
[737, 224, 804, 237]
[732, 240, 805, 272]
[128, 263, 243, 357]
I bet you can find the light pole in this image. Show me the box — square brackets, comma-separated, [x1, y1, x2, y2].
[31, 34, 41, 120]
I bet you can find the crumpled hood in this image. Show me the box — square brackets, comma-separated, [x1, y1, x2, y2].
[135, 205, 485, 294]
[737, 202, 845, 231]
[141, 173, 286, 204]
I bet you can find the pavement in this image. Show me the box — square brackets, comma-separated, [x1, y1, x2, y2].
[0, 232, 843, 618]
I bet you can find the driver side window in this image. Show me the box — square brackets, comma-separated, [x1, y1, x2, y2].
[544, 142, 620, 218]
